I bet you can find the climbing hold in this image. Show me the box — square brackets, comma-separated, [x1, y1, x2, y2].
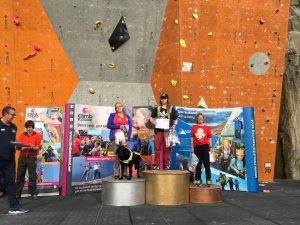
[261, 107, 266, 112]
[183, 95, 189, 100]
[108, 16, 130, 52]
[33, 43, 41, 51]
[89, 88, 96, 94]
[192, 14, 198, 20]
[180, 39, 187, 48]
[182, 62, 192, 72]
[208, 85, 216, 90]
[93, 21, 101, 30]
[275, 9, 280, 14]
[197, 97, 208, 109]
[208, 32, 213, 36]
[175, 19, 179, 24]
[24, 52, 37, 60]
[108, 63, 116, 69]
[13, 17, 20, 26]
[265, 117, 270, 122]
[259, 19, 265, 24]
[171, 80, 177, 87]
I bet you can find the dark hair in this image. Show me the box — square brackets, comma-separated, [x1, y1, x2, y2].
[25, 120, 35, 128]
[2, 106, 15, 116]
[195, 113, 205, 122]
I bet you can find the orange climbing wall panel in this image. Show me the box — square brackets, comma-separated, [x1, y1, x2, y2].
[0, 0, 78, 133]
[151, 0, 290, 182]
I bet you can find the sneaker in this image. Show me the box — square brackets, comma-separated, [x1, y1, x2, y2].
[32, 194, 38, 200]
[8, 207, 29, 214]
[196, 179, 202, 186]
[152, 165, 159, 170]
[164, 166, 170, 170]
[206, 180, 212, 186]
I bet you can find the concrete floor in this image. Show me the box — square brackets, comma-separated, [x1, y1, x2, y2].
[0, 180, 299, 225]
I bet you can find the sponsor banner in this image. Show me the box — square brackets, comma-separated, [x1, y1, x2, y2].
[23, 107, 63, 195]
[172, 106, 258, 192]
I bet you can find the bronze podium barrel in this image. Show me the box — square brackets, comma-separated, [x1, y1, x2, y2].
[189, 185, 222, 203]
[143, 170, 189, 205]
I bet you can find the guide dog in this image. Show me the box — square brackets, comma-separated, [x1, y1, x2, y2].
[116, 145, 141, 180]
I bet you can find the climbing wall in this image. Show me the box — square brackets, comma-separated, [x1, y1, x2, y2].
[41, 0, 167, 107]
[0, 0, 78, 130]
[151, 0, 290, 182]
[1, 0, 290, 182]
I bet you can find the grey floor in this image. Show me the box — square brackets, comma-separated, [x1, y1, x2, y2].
[0, 180, 299, 225]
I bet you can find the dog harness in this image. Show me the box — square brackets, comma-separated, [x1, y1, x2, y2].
[119, 149, 141, 164]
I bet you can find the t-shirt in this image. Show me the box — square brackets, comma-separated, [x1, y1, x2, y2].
[113, 114, 129, 140]
[0, 120, 17, 160]
[72, 137, 81, 155]
[18, 131, 42, 158]
[230, 158, 244, 171]
[190, 124, 212, 146]
[151, 106, 178, 132]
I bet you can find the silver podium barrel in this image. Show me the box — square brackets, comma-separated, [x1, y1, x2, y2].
[102, 178, 145, 206]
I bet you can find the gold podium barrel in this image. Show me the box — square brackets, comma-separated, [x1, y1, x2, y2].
[143, 170, 189, 205]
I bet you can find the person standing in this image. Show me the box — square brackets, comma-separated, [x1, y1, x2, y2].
[150, 94, 178, 169]
[234, 117, 243, 140]
[16, 120, 42, 200]
[190, 113, 213, 186]
[93, 162, 102, 180]
[107, 102, 132, 178]
[234, 178, 240, 191]
[0, 106, 29, 214]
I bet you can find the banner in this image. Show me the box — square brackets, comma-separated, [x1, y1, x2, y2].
[171, 106, 258, 192]
[23, 107, 63, 196]
[62, 104, 115, 196]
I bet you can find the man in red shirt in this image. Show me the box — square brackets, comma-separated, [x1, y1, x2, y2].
[72, 132, 81, 157]
[16, 120, 42, 200]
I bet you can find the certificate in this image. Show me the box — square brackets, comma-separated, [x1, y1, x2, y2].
[155, 118, 169, 130]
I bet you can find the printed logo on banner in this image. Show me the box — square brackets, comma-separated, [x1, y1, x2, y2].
[26, 108, 39, 119]
[78, 107, 93, 121]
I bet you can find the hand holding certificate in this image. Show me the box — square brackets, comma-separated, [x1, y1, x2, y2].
[155, 118, 169, 130]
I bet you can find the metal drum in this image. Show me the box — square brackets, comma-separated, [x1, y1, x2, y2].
[143, 170, 189, 205]
[102, 178, 145, 206]
[189, 185, 222, 204]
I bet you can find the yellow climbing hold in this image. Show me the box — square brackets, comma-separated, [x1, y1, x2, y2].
[89, 88, 96, 94]
[175, 19, 179, 24]
[93, 21, 101, 30]
[192, 14, 198, 20]
[183, 95, 189, 100]
[208, 32, 213, 36]
[180, 39, 187, 48]
[108, 63, 116, 69]
[171, 80, 177, 87]
[208, 85, 216, 90]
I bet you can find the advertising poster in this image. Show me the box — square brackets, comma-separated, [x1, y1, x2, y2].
[131, 106, 155, 168]
[171, 106, 258, 192]
[23, 107, 63, 196]
[62, 104, 115, 196]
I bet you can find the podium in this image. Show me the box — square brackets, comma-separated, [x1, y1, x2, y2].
[102, 178, 145, 206]
[143, 170, 189, 205]
[189, 185, 222, 203]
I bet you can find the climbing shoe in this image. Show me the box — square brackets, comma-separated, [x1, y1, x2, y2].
[206, 179, 212, 186]
[196, 179, 202, 186]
